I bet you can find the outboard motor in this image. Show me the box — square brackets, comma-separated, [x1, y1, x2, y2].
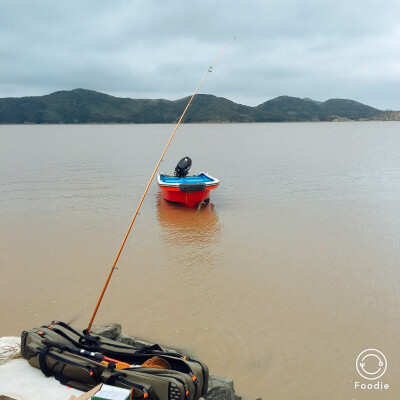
[174, 156, 192, 177]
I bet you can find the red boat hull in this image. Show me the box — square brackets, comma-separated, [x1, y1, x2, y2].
[160, 185, 218, 207]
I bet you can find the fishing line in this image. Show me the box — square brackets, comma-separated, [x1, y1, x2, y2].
[87, 37, 235, 331]
[234, 36, 272, 69]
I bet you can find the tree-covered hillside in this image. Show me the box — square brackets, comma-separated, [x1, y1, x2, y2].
[0, 89, 385, 124]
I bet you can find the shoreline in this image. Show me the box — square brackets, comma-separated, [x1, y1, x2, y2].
[1, 119, 400, 126]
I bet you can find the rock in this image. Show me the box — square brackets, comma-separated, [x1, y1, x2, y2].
[204, 375, 235, 400]
[116, 332, 155, 347]
[331, 116, 352, 122]
[115, 332, 137, 346]
[365, 111, 400, 121]
[91, 323, 121, 340]
[115, 333, 180, 354]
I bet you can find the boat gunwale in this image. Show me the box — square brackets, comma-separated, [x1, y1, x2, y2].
[157, 172, 220, 188]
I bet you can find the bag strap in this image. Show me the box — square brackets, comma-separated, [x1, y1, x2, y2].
[43, 322, 100, 346]
[38, 346, 73, 386]
[135, 344, 188, 359]
[105, 371, 128, 385]
[41, 326, 101, 350]
[134, 344, 164, 354]
[45, 322, 134, 351]
[38, 346, 52, 377]
[54, 321, 101, 344]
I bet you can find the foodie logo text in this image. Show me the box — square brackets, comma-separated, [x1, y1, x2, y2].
[354, 349, 389, 392]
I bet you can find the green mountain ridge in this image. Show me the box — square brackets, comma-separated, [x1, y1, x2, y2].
[0, 89, 387, 124]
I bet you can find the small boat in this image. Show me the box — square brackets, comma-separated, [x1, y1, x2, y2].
[157, 157, 219, 207]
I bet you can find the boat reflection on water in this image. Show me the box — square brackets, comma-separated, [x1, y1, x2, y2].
[156, 192, 221, 247]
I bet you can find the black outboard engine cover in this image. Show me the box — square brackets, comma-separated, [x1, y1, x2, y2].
[174, 156, 192, 177]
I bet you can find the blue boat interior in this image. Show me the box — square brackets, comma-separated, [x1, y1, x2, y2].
[160, 173, 214, 184]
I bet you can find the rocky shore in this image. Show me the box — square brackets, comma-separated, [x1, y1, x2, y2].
[360, 111, 400, 121]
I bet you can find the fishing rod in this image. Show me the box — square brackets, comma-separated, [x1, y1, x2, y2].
[42, 338, 169, 370]
[87, 37, 235, 331]
[42, 338, 132, 369]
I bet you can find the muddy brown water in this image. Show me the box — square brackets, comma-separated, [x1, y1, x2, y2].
[1, 123, 399, 399]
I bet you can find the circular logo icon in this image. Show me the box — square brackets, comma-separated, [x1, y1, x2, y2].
[356, 349, 387, 380]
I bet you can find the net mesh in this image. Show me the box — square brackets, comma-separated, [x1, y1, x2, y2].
[141, 356, 170, 370]
[0, 337, 21, 365]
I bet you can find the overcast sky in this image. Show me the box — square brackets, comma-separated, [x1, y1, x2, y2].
[1, 0, 400, 109]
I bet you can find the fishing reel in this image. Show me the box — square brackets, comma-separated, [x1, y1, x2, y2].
[174, 156, 192, 177]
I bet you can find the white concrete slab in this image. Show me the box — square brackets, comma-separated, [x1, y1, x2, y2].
[0, 358, 82, 400]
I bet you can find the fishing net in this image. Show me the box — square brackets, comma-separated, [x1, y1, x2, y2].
[0, 336, 21, 365]
[141, 356, 170, 370]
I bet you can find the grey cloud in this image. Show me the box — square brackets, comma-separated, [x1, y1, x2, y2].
[1, 0, 400, 109]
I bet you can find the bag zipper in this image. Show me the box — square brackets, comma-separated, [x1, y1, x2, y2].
[133, 371, 190, 400]
[158, 374, 190, 398]
[113, 376, 153, 400]
[44, 350, 96, 376]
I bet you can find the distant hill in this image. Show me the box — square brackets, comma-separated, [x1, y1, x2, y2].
[256, 96, 328, 121]
[0, 89, 387, 124]
[320, 99, 383, 120]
